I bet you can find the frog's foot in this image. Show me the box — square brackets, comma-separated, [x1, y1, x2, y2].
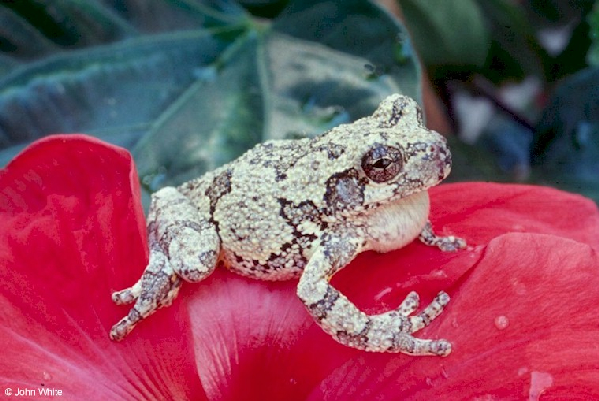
[419, 221, 466, 252]
[110, 187, 220, 341]
[110, 249, 182, 341]
[369, 291, 451, 356]
[404, 291, 452, 356]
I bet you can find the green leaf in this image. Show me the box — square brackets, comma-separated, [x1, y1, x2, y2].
[2, 0, 134, 49]
[398, 0, 490, 68]
[0, 0, 420, 206]
[0, 28, 235, 148]
[0, 7, 59, 60]
[133, 33, 265, 189]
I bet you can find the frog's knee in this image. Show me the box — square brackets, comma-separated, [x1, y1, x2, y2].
[164, 222, 219, 283]
[171, 246, 219, 282]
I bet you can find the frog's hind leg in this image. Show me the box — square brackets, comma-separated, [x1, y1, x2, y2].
[110, 187, 219, 341]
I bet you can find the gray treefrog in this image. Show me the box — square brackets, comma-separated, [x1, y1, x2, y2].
[110, 94, 466, 356]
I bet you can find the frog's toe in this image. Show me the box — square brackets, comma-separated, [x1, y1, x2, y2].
[110, 310, 140, 341]
[112, 275, 143, 305]
[112, 286, 139, 305]
[438, 236, 467, 252]
[398, 291, 420, 316]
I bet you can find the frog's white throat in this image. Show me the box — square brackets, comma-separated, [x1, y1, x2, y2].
[364, 190, 430, 253]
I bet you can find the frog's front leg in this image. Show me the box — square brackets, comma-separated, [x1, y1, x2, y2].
[297, 233, 451, 356]
[419, 221, 466, 252]
[110, 187, 219, 341]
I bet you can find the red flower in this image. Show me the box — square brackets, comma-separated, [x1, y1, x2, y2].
[1, 135, 598, 400]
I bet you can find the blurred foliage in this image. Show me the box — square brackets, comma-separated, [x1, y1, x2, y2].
[397, 0, 490, 69]
[531, 68, 599, 201]
[1, 0, 599, 203]
[400, 0, 595, 84]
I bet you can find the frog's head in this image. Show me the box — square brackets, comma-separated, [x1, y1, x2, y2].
[320, 94, 453, 215]
[364, 94, 451, 190]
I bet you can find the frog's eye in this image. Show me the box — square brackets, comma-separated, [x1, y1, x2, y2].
[361, 144, 403, 183]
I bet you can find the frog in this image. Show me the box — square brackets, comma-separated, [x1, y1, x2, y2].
[110, 94, 466, 356]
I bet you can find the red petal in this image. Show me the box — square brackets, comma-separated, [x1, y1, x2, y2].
[185, 182, 599, 399]
[429, 182, 599, 248]
[310, 234, 599, 399]
[0, 135, 205, 399]
[187, 272, 318, 400]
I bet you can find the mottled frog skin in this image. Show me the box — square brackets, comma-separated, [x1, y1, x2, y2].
[110, 94, 465, 356]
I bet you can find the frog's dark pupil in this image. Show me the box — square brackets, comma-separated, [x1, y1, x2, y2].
[372, 158, 391, 169]
[361, 144, 403, 183]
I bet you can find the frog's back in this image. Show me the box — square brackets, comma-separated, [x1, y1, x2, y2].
[178, 138, 321, 280]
